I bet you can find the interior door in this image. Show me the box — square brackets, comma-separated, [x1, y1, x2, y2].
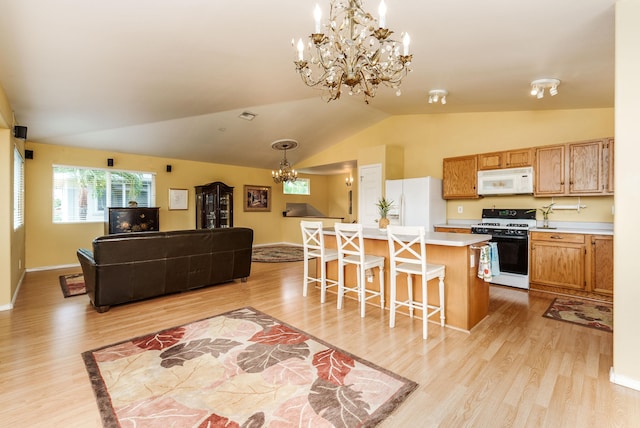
[358, 164, 382, 227]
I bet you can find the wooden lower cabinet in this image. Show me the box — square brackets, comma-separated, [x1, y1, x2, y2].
[530, 233, 585, 290]
[529, 231, 613, 302]
[590, 235, 613, 296]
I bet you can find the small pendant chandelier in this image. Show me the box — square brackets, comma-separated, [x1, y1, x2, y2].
[293, 0, 412, 104]
[271, 139, 298, 184]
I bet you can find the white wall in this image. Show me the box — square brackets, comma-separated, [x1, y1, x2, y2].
[611, 0, 640, 390]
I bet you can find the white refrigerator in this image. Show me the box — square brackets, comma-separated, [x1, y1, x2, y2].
[384, 177, 446, 231]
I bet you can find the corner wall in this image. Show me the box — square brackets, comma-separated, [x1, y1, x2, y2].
[612, 0, 640, 390]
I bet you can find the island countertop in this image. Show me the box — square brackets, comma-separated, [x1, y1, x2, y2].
[323, 227, 492, 247]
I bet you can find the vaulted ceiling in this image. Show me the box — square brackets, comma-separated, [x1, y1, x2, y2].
[0, 0, 615, 174]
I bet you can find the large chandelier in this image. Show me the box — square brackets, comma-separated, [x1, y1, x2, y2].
[271, 139, 298, 184]
[293, 0, 412, 103]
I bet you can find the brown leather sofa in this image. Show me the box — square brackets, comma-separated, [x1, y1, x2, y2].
[77, 228, 253, 312]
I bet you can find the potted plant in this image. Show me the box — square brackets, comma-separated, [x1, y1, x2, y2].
[528, 203, 554, 228]
[376, 197, 394, 229]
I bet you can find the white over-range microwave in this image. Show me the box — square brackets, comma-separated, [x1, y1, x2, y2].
[477, 167, 534, 195]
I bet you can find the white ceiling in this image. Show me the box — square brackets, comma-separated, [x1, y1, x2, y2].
[0, 0, 615, 174]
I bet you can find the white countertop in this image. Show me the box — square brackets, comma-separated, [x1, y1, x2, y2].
[531, 227, 613, 236]
[323, 227, 492, 247]
[436, 221, 614, 236]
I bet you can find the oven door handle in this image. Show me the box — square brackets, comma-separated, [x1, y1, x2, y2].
[490, 235, 529, 241]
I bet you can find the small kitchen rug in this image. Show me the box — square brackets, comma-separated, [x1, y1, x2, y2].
[82, 306, 418, 427]
[543, 297, 613, 332]
[59, 273, 86, 298]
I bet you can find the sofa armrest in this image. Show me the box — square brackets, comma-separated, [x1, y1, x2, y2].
[77, 248, 97, 302]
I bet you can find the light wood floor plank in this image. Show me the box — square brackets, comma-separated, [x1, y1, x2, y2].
[1, 262, 639, 427]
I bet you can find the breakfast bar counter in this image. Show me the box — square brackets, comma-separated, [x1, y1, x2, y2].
[322, 227, 492, 331]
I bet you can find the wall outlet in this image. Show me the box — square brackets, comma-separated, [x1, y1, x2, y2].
[18, 259, 22, 269]
[457, 206, 463, 214]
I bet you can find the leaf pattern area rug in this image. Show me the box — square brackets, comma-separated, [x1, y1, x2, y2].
[82, 307, 417, 427]
[543, 297, 613, 332]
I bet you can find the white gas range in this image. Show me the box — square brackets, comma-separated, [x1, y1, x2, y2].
[470, 208, 536, 289]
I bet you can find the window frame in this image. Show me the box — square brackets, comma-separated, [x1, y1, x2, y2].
[52, 165, 156, 224]
[13, 147, 24, 230]
[283, 178, 311, 195]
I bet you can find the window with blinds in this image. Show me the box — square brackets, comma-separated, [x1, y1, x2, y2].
[13, 148, 24, 230]
[283, 178, 310, 195]
[52, 166, 156, 223]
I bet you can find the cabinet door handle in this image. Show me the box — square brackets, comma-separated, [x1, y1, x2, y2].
[550, 235, 563, 239]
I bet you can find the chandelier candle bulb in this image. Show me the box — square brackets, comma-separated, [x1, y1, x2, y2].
[297, 39, 304, 61]
[378, 0, 387, 28]
[403, 33, 410, 55]
[314, 4, 322, 33]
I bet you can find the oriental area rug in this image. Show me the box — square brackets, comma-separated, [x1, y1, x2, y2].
[82, 307, 417, 427]
[59, 273, 86, 297]
[543, 297, 613, 332]
[252, 245, 305, 263]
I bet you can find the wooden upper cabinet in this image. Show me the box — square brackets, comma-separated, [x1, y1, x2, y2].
[477, 148, 533, 170]
[604, 138, 614, 193]
[535, 139, 614, 196]
[570, 140, 602, 194]
[478, 152, 504, 170]
[442, 155, 479, 199]
[535, 145, 566, 195]
[505, 148, 534, 168]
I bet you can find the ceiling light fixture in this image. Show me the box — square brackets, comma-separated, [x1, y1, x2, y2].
[293, 0, 412, 104]
[238, 111, 257, 121]
[530, 78, 560, 99]
[428, 89, 448, 105]
[271, 139, 299, 184]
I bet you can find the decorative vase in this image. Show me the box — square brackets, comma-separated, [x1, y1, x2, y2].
[543, 217, 549, 228]
[379, 218, 390, 229]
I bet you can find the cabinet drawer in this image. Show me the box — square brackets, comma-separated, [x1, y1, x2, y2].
[435, 227, 471, 234]
[530, 231, 585, 244]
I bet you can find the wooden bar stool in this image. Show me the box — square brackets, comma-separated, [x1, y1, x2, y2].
[300, 221, 338, 303]
[387, 225, 445, 339]
[334, 222, 385, 317]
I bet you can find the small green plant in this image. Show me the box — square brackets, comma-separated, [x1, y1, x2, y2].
[527, 203, 555, 219]
[376, 197, 394, 219]
[527, 203, 555, 227]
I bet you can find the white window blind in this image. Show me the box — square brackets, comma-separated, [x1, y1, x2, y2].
[53, 166, 156, 223]
[13, 148, 24, 230]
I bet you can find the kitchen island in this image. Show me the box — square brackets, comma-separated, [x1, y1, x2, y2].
[322, 227, 492, 332]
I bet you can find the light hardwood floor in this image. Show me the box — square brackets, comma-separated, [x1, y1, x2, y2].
[1, 261, 639, 427]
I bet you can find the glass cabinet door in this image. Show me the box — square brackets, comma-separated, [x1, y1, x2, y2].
[219, 194, 231, 228]
[195, 182, 234, 229]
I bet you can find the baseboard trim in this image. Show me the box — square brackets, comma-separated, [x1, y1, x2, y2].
[1, 270, 26, 312]
[610, 367, 640, 391]
[26, 263, 80, 272]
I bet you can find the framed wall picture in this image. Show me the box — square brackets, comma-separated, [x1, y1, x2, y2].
[244, 185, 271, 212]
[168, 188, 188, 210]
